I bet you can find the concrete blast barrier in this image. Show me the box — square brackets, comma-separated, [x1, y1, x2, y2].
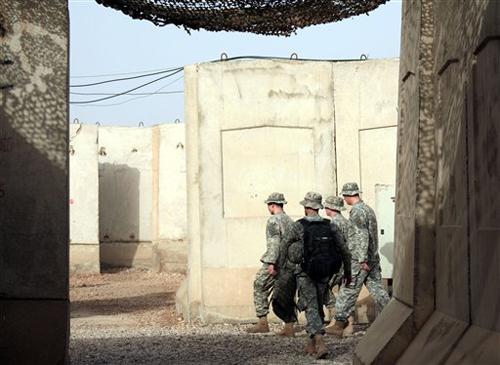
[67, 124, 187, 273]
[177, 58, 400, 322]
[70, 124, 100, 273]
[0, 1, 69, 363]
[354, 1, 500, 364]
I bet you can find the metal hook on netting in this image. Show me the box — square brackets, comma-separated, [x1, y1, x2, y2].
[73, 118, 80, 124]
[220, 52, 228, 61]
[138, 122, 145, 127]
[174, 118, 181, 124]
[360, 54, 368, 60]
[290, 53, 298, 60]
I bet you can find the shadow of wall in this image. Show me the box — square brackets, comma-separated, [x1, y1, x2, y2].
[98, 163, 141, 269]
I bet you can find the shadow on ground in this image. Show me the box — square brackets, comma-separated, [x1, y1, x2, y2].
[71, 292, 174, 318]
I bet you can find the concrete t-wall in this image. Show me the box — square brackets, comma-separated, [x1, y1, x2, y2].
[68, 124, 187, 273]
[0, 1, 69, 363]
[98, 126, 154, 268]
[354, 1, 500, 364]
[69, 124, 99, 273]
[177, 58, 399, 323]
[152, 123, 187, 272]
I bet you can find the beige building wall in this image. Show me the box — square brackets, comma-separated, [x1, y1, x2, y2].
[69, 123, 100, 273]
[178, 58, 399, 323]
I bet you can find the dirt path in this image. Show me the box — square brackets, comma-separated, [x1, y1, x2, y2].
[70, 269, 366, 364]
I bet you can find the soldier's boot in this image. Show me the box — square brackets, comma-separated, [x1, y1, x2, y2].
[325, 319, 348, 337]
[314, 335, 329, 359]
[246, 316, 270, 333]
[326, 306, 336, 324]
[304, 337, 316, 355]
[276, 322, 295, 337]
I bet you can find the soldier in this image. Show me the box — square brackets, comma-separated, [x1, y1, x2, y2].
[295, 192, 351, 359]
[323, 196, 351, 322]
[246, 192, 296, 336]
[326, 182, 391, 337]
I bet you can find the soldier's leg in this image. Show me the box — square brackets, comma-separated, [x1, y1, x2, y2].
[297, 274, 324, 336]
[253, 264, 275, 317]
[316, 279, 329, 323]
[334, 268, 368, 322]
[365, 262, 390, 313]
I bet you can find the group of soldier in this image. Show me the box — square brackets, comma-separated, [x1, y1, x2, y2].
[246, 182, 391, 360]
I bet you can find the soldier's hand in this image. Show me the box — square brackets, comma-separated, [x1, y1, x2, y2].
[268, 264, 278, 276]
[361, 262, 371, 272]
[343, 276, 352, 286]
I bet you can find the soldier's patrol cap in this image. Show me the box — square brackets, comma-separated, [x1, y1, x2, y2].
[300, 191, 324, 209]
[264, 192, 287, 205]
[324, 196, 346, 211]
[341, 182, 362, 196]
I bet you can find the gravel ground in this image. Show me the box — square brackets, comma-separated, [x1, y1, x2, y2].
[70, 269, 366, 365]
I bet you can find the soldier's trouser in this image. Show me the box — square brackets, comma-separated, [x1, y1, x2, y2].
[326, 285, 339, 308]
[334, 262, 390, 322]
[253, 264, 275, 317]
[297, 273, 327, 336]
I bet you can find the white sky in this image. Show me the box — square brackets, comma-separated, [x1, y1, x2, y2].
[69, 0, 402, 126]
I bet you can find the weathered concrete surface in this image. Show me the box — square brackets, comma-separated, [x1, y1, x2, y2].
[70, 124, 99, 273]
[178, 58, 399, 322]
[0, 1, 69, 363]
[152, 124, 187, 273]
[98, 126, 153, 244]
[68, 124, 187, 272]
[354, 0, 500, 364]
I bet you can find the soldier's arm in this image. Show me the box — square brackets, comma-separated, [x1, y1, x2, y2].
[349, 209, 369, 263]
[260, 219, 281, 265]
[330, 224, 351, 277]
[332, 225, 352, 279]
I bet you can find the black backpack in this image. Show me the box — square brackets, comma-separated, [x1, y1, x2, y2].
[298, 218, 342, 281]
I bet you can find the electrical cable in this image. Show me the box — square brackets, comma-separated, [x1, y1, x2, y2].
[70, 68, 183, 104]
[71, 66, 179, 79]
[71, 75, 184, 107]
[71, 91, 183, 96]
[70, 66, 183, 88]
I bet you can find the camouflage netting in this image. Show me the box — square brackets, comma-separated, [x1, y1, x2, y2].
[96, 0, 389, 36]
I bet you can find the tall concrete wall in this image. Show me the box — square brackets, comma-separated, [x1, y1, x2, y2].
[68, 124, 187, 272]
[69, 124, 99, 273]
[177, 58, 399, 322]
[0, 1, 69, 364]
[98, 126, 154, 268]
[355, 1, 500, 364]
[152, 124, 187, 272]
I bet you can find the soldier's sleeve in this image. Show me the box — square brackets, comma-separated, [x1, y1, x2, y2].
[369, 212, 379, 247]
[331, 224, 351, 278]
[350, 209, 369, 262]
[260, 218, 281, 265]
[349, 207, 366, 230]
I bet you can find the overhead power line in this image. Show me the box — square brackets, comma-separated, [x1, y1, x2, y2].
[71, 66, 180, 79]
[70, 66, 183, 88]
[70, 68, 183, 104]
[70, 90, 183, 96]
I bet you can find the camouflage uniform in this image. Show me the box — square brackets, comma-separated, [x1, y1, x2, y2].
[334, 183, 390, 322]
[324, 196, 352, 308]
[295, 192, 352, 337]
[253, 193, 295, 318]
